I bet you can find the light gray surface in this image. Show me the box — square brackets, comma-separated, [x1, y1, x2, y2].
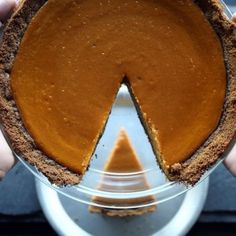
[36, 178, 209, 236]
[60, 195, 184, 236]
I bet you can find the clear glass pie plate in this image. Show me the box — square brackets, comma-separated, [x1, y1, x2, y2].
[2, 0, 235, 210]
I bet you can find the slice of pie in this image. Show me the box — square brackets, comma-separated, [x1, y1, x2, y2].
[0, 0, 235, 185]
[89, 129, 157, 216]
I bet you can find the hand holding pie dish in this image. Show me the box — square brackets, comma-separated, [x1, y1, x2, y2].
[0, 0, 235, 185]
[0, 0, 17, 179]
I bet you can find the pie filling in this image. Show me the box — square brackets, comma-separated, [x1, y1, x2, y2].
[10, 0, 226, 174]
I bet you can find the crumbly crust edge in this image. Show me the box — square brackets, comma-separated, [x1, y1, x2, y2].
[88, 205, 157, 217]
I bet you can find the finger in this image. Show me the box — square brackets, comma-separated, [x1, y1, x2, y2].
[224, 144, 236, 177]
[0, 170, 5, 179]
[232, 12, 236, 23]
[0, 0, 16, 22]
[0, 131, 15, 178]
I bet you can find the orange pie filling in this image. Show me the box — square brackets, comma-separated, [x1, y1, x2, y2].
[10, 0, 226, 175]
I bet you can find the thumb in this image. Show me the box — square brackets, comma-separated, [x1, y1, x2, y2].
[224, 144, 236, 177]
[232, 12, 236, 23]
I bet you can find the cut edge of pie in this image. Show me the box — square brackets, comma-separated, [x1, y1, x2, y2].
[0, 0, 235, 186]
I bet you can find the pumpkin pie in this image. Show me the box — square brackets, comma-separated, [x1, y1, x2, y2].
[0, 0, 235, 185]
[89, 129, 157, 216]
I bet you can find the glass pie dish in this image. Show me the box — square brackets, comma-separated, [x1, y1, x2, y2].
[1, 0, 234, 210]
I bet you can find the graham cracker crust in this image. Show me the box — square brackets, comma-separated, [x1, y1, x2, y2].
[89, 205, 157, 217]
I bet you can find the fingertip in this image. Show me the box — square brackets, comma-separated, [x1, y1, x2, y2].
[232, 12, 236, 23]
[0, 170, 5, 180]
[224, 144, 236, 177]
[0, 131, 15, 173]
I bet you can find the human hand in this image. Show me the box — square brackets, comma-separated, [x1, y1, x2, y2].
[223, 12, 236, 177]
[232, 12, 236, 23]
[0, 0, 16, 24]
[0, 0, 17, 179]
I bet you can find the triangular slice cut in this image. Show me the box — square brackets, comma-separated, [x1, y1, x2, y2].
[89, 129, 157, 216]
